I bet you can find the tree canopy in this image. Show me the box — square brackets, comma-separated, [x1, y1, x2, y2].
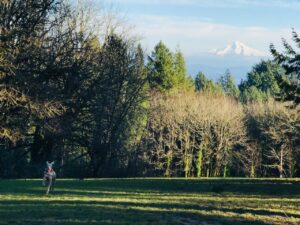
[147, 41, 193, 92]
[0, 2, 299, 179]
[239, 60, 284, 103]
[270, 30, 300, 105]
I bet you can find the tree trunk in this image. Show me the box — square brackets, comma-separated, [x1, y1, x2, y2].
[279, 148, 283, 178]
[30, 127, 54, 168]
[197, 145, 203, 177]
[90, 143, 108, 177]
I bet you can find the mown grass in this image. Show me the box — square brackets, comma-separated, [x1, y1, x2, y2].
[0, 178, 299, 225]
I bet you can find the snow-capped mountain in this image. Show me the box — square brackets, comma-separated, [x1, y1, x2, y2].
[210, 41, 267, 57]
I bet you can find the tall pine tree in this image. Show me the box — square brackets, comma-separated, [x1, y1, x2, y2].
[147, 41, 174, 91]
[270, 30, 300, 105]
[218, 69, 239, 98]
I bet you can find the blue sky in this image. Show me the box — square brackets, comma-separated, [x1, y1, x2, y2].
[99, 0, 300, 80]
[104, 0, 300, 54]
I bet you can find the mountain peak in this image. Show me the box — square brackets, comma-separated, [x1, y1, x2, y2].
[233, 40, 242, 46]
[210, 41, 267, 57]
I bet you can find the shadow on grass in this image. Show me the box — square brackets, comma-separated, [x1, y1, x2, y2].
[0, 198, 277, 225]
[1, 179, 300, 197]
[1, 198, 299, 219]
[0, 179, 299, 225]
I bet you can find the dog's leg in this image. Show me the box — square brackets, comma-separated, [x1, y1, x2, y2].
[46, 178, 52, 195]
[42, 175, 46, 186]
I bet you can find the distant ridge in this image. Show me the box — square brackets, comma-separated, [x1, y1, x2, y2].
[209, 41, 267, 57]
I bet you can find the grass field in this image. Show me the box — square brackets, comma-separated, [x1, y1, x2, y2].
[0, 178, 299, 225]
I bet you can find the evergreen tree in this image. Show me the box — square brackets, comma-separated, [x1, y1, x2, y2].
[174, 50, 187, 83]
[195, 72, 210, 91]
[195, 71, 224, 94]
[270, 30, 300, 105]
[239, 60, 283, 103]
[0, 1, 149, 177]
[88, 35, 148, 176]
[218, 70, 239, 98]
[173, 49, 193, 90]
[147, 42, 193, 92]
[240, 86, 268, 103]
[0, 0, 67, 142]
[147, 41, 175, 91]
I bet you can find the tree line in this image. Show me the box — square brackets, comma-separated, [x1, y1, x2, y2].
[0, 0, 299, 178]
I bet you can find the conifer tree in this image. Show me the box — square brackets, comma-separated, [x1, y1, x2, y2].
[270, 30, 300, 105]
[239, 60, 283, 103]
[173, 49, 193, 89]
[195, 72, 209, 91]
[147, 42, 192, 92]
[147, 41, 175, 91]
[218, 70, 239, 98]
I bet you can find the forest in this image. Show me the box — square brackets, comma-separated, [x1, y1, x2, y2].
[0, 0, 299, 179]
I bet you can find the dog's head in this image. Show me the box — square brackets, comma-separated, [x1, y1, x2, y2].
[46, 161, 55, 170]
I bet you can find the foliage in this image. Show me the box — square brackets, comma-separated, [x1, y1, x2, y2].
[139, 91, 246, 177]
[147, 41, 174, 91]
[245, 101, 300, 177]
[147, 41, 193, 92]
[0, 0, 67, 142]
[0, 0, 148, 178]
[0, 1, 299, 179]
[218, 69, 239, 98]
[239, 60, 283, 103]
[86, 35, 148, 176]
[270, 30, 300, 105]
[195, 71, 223, 94]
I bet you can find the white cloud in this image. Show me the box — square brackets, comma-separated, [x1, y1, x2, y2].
[131, 14, 294, 57]
[112, 0, 300, 9]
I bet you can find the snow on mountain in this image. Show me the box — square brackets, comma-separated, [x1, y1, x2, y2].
[210, 41, 267, 57]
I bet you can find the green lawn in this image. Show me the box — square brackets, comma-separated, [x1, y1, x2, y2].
[0, 178, 299, 225]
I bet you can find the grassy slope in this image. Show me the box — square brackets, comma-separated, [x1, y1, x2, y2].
[0, 178, 299, 225]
